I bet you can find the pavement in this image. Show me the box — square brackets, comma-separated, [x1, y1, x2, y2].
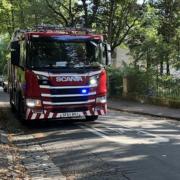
[108, 98, 180, 120]
[0, 87, 28, 179]
[0, 116, 27, 179]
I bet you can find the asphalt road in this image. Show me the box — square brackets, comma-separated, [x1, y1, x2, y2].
[1, 87, 180, 180]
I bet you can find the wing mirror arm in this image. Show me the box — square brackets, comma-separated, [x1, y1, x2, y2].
[104, 43, 112, 66]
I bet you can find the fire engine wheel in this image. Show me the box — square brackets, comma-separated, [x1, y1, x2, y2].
[85, 115, 98, 121]
[18, 97, 26, 122]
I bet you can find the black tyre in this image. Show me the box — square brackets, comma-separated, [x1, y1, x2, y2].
[18, 96, 26, 122]
[85, 115, 98, 121]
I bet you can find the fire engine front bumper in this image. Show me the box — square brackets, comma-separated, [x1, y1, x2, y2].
[25, 104, 107, 120]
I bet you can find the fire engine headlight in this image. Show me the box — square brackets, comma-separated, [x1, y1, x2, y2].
[26, 99, 42, 108]
[37, 75, 48, 80]
[89, 76, 98, 86]
[37, 75, 49, 85]
[96, 96, 107, 103]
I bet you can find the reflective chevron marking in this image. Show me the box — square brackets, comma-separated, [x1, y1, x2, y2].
[25, 107, 107, 120]
[31, 113, 37, 120]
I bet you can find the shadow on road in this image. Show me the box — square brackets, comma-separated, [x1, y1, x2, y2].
[2, 86, 180, 179]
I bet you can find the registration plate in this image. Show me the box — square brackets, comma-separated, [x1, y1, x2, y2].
[58, 112, 83, 118]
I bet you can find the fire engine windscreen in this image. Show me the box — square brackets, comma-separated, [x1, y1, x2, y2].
[28, 36, 103, 69]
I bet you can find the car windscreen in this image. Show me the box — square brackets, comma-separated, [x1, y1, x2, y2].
[28, 37, 102, 69]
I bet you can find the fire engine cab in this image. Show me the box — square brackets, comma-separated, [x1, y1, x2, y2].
[9, 25, 111, 121]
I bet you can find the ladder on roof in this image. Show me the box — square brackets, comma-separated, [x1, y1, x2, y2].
[34, 24, 93, 34]
[11, 24, 94, 41]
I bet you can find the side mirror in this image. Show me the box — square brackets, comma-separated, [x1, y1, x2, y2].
[105, 44, 111, 66]
[11, 41, 20, 66]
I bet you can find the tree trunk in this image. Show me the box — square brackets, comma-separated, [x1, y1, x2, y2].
[160, 59, 163, 76]
[166, 58, 170, 75]
[107, 0, 116, 46]
[18, 0, 25, 28]
[146, 48, 151, 71]
[9, 0, 15, 33]
[82, 0, 89, 27]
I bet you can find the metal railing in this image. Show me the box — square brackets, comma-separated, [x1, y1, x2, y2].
[155, 78, 180, 99]
[135, 77, 180, 100]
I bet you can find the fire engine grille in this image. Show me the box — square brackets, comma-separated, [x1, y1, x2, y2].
[50, 88, 90, 95]
[43, 96, 96, 102]
[40, 85, 97, 106]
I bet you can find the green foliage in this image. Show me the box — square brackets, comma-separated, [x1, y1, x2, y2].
[0, 0, 146, 73]
[0, 34, 10, 74]
[121, 65, 180, 100]
[122, 65, 156, 95]
[107, 65, 155, 97]
[156, 75, 180, 99]
[0, 0, 145, 46]
[127, 0, 180, 75]
[107, 67, 123, 96]
[0, 0, 179, 83]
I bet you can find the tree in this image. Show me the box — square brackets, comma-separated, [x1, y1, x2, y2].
[127, 4, 159, 71]
[98, 0, 145, 51]
[155, 0, 180, 75]
[127, 0, 180, 76]
[45, 0, 145, 52]
[0, 34, 9, 74]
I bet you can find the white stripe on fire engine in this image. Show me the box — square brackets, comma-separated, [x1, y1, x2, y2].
[39, 114, 45, 119]
[41, 92, 96, 97]
[31, 113, 37, 120]
[56, 113, 61, 118]
[48, 112, 54, 118]
[33, 70, 101, 77]
[86, 111, 91, 116]
[40, 85, 97, 89]
[94, 111, 99, 116]
[43, 99, 95, 105]
[34, 110, 105, 119]
[26, 108, 31, 119]
[100, 110, 105, 115]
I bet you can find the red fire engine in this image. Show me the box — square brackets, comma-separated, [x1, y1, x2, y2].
[9, 25, 111, 121]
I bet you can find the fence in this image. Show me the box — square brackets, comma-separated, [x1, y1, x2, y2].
[155, 78, 180, 100]
[126, 76, 180, 101]
[107, 68, 180, 101]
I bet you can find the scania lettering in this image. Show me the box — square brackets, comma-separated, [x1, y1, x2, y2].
[9, 25, 111, 121]
[56, 76, 83, 82]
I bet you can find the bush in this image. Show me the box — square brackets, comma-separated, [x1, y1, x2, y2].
[121, 66, 156, 96]
[107, 67, 123, 97]
[107, 66, 156, 97]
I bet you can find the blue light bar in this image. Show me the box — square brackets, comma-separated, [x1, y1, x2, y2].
[52, 36, 91, 42]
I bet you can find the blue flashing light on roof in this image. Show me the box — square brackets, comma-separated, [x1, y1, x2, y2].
[52, 36, 91, 42]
